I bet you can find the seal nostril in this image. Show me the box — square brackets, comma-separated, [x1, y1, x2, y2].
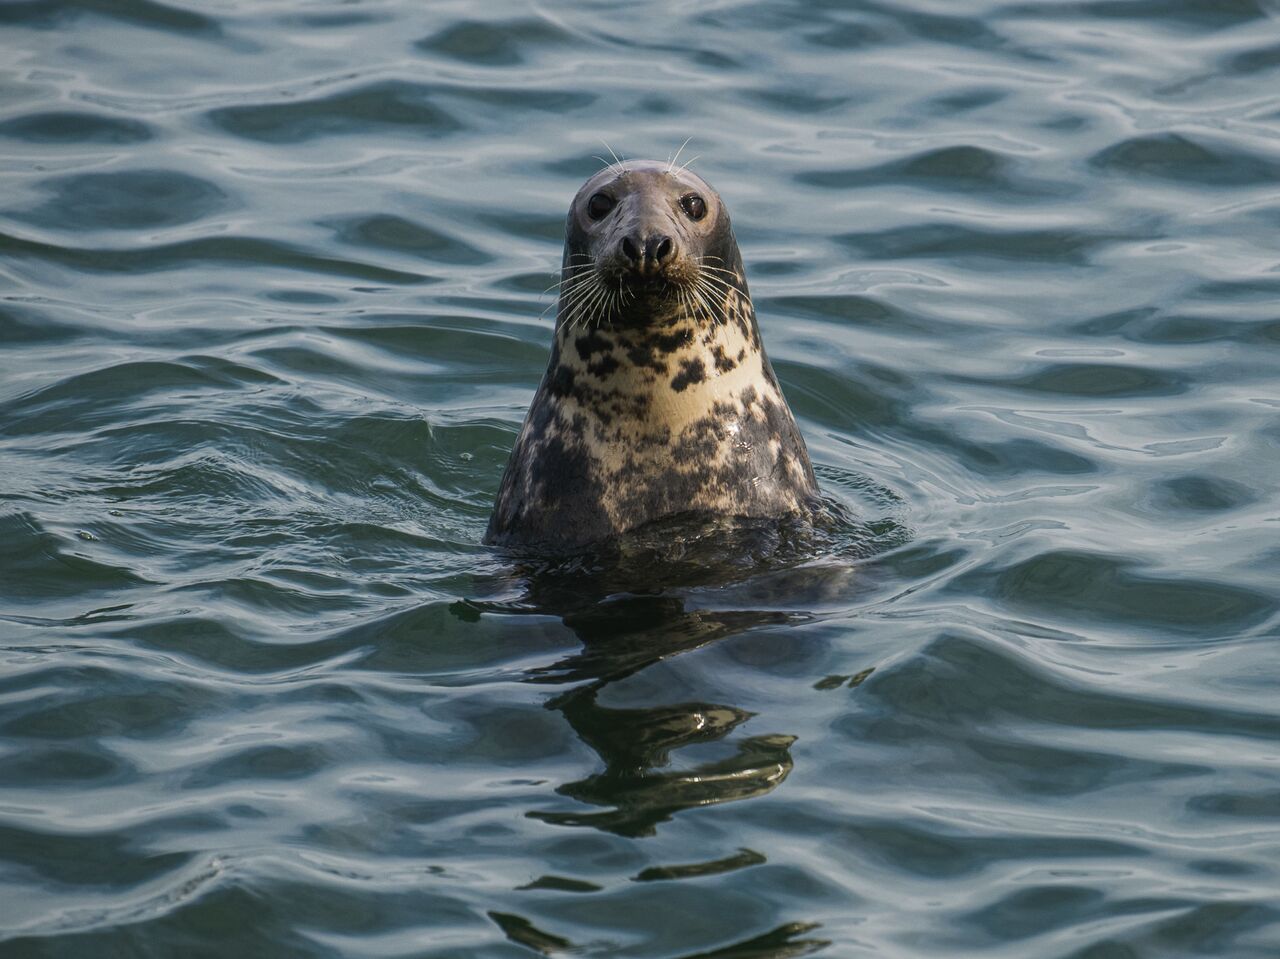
[650, 236, 673, 262]
[621, 236, 640, 263]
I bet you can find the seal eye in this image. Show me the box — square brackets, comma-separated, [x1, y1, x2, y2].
[587, 193, 615, 220]
[680, 193, 707, 221]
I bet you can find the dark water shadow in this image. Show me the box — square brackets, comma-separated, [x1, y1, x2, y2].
[491, 908, 830, 958]
[452, 488, 906, 956]
[471, 505, 903, 838]
[464, 506, 902, 954]
[524, 587, 800, 840]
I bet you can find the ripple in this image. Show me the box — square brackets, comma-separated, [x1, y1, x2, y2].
[0, 745, 127, 787]
[991, 361, 1190, 398]
[207, 80, 463, 144]
[206, 79, 594, 145]
[414, 17, 576, 67]
[323, 214, 492, 267]
[0, 111, 153, 144]
[1002, 0, 1273, 32]
[1091, 133, 1280, 186]
[0, 230, 425, 282]
[1224, 41, 1280, 78]
[952, 551, 1276, 635]
[1143, 475, 1261, 514]
[0, 0, 221, 34]
[864, 631, 1280, 738]
[0, 512, 150, 606]
[836, 222, 1115, 264]
[797, 144, 1074, 201]
[6, 170, 229, 232]
[0, 358, 278, 436]
[2, 854, 231, 942]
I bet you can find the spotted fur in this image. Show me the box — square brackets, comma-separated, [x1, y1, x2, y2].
[485, 161, 817, 549]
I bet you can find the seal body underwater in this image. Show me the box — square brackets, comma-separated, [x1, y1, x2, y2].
[485, 159, 817, 550]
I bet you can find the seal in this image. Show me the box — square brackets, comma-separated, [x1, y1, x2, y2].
[485, 158, 817, 550]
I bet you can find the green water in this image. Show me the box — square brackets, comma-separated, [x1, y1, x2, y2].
[2, 1, 1279, 956]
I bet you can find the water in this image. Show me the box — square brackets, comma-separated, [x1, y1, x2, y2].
[2, 0, 1279, 955]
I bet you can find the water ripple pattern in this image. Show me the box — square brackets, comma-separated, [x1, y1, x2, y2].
[2, 1, 1279, 956]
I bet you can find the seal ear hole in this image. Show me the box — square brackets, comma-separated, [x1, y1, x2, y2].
[680, 193, 707, 221]
[587, 193, 616, 220]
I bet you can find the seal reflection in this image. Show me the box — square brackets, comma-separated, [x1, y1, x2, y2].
[474, 514, 872, 955]
[528, 595, 798, 838]
[495, 512, 856, 837]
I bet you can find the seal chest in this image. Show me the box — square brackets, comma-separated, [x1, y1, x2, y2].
[485, 159, 817, 550]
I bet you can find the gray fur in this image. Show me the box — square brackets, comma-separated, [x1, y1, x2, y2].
[486, 160, 817, 550]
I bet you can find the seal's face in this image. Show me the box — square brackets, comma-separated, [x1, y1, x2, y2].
[558, 160, 746, 331]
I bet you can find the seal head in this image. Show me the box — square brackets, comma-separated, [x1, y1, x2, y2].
[485, 159, 818, 550]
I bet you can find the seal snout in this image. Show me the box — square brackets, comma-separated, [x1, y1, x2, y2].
[619, 232, 675, 277]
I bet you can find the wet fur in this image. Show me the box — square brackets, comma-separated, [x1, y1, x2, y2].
[486, 161, 817, 550]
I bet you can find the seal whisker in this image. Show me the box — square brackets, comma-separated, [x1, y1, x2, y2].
[676, 284, 693, 324]
[600, 289, 616, 329]
[587, 281, 613, 330]
[556, 273, 604, 328]
[545, 277, 595, 319]
[547, 291, 578, 324]
[693, 280, 724, 327]
[543, 268, 595, 296]
[701, 274, 736, 320]
[697, 271, 741, 291]
[686, 285, 706, 326]
[677, 153, 701, 175]
[553, 286, 593, 323]
[567, 289, 603, 332]
[546, 264, 597, 293]
[695, 266, 737, 291]
[555, 272, 602, 309]
[676, 277, 704, 323]
[599, 140, 627, 178]
[666, 136, 693, 175]
[599, 286, 612, 330]
[602, 284, 621, 329]
[691, 268, 721, 311]
[584, 281, 608, 330]
[597, 276, 619, 324]
[680, 279, 705, 322]
[697, 257, 740, 278]
[693, 276, 729, 327]
[697, 265, 742, 286]
[571, 276, 609, 332]
[695, 272, 736, 297]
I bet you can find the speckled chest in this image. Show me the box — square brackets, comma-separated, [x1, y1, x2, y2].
[486, 290, 817, 548]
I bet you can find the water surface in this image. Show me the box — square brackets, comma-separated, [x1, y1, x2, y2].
[2, 1, 1279, 956]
